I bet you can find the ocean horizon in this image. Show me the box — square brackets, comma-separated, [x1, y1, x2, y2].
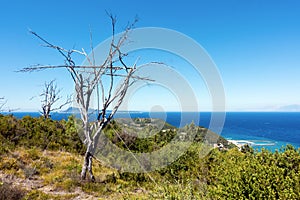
[3, 111, 300, 152]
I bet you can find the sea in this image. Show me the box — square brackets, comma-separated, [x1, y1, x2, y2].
[5, 111, 300, 152]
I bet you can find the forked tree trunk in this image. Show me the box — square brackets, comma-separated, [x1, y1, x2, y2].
[20, 16, 152, 182]
[80, 123, 106, 182]
[80, 121, 96, 181]
[81, 150, 95, 181]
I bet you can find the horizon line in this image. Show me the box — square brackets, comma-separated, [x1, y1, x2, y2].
[4, 110, 300, 113]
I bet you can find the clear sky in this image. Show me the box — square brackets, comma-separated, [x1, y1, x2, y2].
[0, 0, 300, 112]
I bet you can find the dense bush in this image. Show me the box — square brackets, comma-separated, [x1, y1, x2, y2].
[1, 114, 300, 199]
[104, 120, 231, 153]
[0, 114, 85, 155]
[204, 146, 300, 199]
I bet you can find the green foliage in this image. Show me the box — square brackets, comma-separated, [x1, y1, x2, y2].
[103, 120, 230, 154]
[0, 114, 85, 154]
[103, 119, 178, 153]
[24, 190, 77, 200]
[114, 142, 300, 199]
[205, 147, 300, 199]
[1, 114, 300, 199]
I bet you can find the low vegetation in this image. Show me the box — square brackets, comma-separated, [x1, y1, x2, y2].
[0, 114, 300, 199]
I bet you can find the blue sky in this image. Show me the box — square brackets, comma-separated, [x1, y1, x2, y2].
[0, 0, 300, 111]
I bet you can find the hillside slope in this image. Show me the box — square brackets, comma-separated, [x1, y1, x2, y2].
[1, 114, 299, 199]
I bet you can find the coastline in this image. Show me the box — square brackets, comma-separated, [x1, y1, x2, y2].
[227, 139, 277, 147]
[2, 111, 300, 152]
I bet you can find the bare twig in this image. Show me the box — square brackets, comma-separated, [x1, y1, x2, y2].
[21, 16, 159, 181]
[39, 80, 73, 119]
[0, 97, 7, 112]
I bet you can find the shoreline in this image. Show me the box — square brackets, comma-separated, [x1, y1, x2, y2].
[227, 139, 277, 148]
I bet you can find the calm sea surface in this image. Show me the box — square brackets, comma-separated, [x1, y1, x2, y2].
[7, 112, 300, 151]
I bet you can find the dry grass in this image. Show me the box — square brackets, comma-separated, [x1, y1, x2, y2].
[0, 148, 156, 199]
[0, 145, 211, 199]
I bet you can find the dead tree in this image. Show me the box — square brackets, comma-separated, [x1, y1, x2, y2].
[20, 16, 155, 181]
[39, 80, 72, 119]
[0, 97, 19, 113]
[0, 97, 6, 112]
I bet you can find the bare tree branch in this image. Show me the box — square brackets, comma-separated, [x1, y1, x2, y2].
[0, 97, 7, 112]
[39, 80, 73, 119]
[0, 97, 19, 113]
[20, 16, 158, 181]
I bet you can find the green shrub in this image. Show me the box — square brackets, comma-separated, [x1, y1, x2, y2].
[205, 147, 300, 199]
[0, 115, 85, 154]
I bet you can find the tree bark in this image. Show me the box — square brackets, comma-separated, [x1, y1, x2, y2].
[81, 122, 106, 181]
[21, 16, 153, 181]
[81, 151, 95, 181]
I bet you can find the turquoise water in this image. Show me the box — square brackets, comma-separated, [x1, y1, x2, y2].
[159, 112, 300, 151]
